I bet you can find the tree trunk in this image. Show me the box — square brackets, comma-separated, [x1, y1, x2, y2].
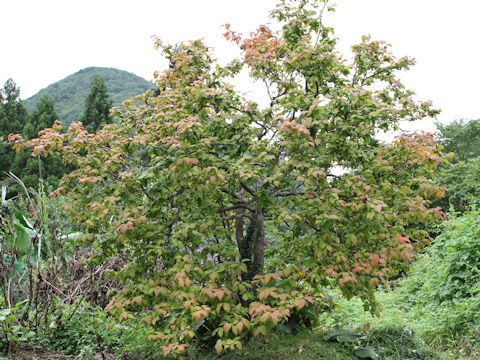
[252, 207, 265, 276]
[235, 206, 265, 281]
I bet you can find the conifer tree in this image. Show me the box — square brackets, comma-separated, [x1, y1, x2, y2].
[0, 79, 28, 178]
[11, 94, 64, 190]
[79, 74, 112, 133]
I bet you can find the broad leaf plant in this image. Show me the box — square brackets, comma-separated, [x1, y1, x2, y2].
[10, 0, 446, 356]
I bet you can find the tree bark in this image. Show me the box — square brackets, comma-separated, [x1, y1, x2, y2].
[235, 205, 265, 280]
[252, 207, 265, 276]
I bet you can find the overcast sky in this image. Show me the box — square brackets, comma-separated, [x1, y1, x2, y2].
[1, 0, 479, 132]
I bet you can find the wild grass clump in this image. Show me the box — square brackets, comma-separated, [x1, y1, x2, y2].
[394, 212, 480, 343]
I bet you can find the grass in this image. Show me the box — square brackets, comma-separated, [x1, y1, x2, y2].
[190, 324, 442, 360]
[318, 287, 479, 360]
[191, 330, 359, 360]
[190, 282, 479, 360]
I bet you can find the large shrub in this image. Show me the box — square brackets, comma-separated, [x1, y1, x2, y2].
[10, 0, 446, 356]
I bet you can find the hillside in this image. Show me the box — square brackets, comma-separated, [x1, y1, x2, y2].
[23, 67, 152, 125]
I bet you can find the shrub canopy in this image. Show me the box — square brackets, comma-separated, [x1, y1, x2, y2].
[10, 0, 447, 356]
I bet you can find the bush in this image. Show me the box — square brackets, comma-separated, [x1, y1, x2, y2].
[35, 298, 165, 359]
[396, 212, 480, 339]
[434, 157, 480, 212]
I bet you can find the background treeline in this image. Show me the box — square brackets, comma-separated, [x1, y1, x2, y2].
[0, 68, 151, 194]
[434, 119, 480, 212]
[23, 67, 152, 126]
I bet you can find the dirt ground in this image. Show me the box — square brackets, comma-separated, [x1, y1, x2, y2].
[6, 349, 119, 360]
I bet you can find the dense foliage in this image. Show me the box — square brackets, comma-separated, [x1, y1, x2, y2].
[436, 119, 480, 163]
[396, 211, 480, 339]
[79, 74, 113, 133]
[434, 156, 480, 212]
[0, 79, 28, 179]
[23, 67, 152, 126]
[11, 0, 447, 357]
[433, 119, 480, 212]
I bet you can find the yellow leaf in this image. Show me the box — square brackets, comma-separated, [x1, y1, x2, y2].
[215, 340, 223, 354]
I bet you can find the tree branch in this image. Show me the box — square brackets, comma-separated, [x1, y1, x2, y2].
[240, 181, 257, 197]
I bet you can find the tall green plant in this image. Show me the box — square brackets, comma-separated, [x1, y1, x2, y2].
[10, 94, 65, 191]
[12, 0, 446, 356]
[0, 184, 37, 308]
[436, 119, 480, 163]
[79, 74, 113, 133]
[0, 79, 28, 182]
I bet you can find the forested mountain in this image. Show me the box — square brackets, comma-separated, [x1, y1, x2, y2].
[23, 67, 152, 125]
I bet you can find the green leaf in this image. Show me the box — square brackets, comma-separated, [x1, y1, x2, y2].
[254, 325, 267, 336]
[14, 210, 33, 229]
[323, 330, 342, 341]
[324, 329, 361, 343]
[13, 260, 26, 274]
[13, 226, 32, 254]
[337, 333, 361, 343]
[354, 346, 378, 358]
[59, 232, 84, 242]
[5, 314, 16, 324]
[277, 324, 291, 334]
[12, 211, 36, 255]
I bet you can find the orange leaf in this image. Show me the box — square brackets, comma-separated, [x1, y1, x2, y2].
[133, 296, 142, 305]
[258, 289, 269, 300]
[192, 310, 204, 322]
[237, 321, 244, 333]
[370, 254, 380, 265]
[295, 299, 306, 310]
[119, 312, 128, 322]
[270, 311, 282, 324]
[184, 300, 194, 310]
[215, 340, 223, 354]
[205, 289, 215, 300]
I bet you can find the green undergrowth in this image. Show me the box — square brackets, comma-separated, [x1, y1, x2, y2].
[190, 324, 441, 360]
[322, 288, 479, 360]
[1, 294, 446, 360]
[1, 290, 469, 360]
[317, 212, 480, 360]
